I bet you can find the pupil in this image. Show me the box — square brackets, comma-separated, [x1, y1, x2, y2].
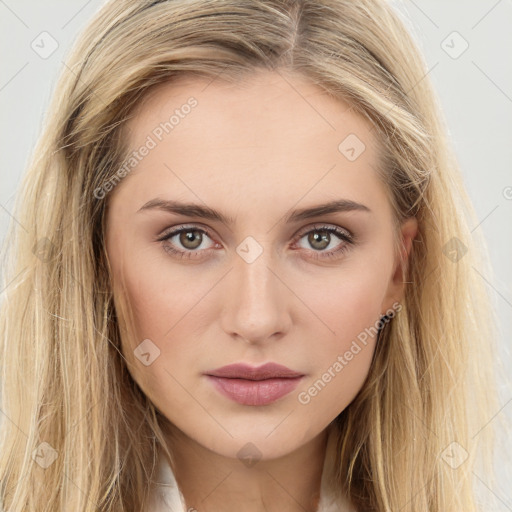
[310, 231, 329, 250]
[182, 230, 201, 249]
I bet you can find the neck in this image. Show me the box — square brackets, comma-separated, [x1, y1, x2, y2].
[166, 426, 331, 512]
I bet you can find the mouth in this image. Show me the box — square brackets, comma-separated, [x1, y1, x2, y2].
[205, 375, 304, 406]
[204, 362, 305, 406]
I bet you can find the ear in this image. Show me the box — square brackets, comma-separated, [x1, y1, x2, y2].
[381, 217, 418, 313]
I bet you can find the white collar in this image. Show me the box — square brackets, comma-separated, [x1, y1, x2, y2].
[148, 423, 356, 511]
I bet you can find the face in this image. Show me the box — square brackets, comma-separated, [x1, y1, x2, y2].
[105, 69, 416, 461]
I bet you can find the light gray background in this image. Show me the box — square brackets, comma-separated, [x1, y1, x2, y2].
[1, 0, 511, 507]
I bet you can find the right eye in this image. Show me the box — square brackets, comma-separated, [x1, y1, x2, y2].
[157, 224, 220, 259]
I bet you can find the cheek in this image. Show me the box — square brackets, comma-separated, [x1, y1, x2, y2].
[111, 265, 208, 425]
[111, 241, 205, 341]
[294, 260, 389, 410]
[108, 245, 207, 395]
[308, 258, 389, 343]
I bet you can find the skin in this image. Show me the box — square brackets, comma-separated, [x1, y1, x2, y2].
[105, 69, 417, 512]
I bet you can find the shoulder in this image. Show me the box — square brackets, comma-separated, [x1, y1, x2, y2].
[317, 423, 358, 512]
[146, 452, 187, 512]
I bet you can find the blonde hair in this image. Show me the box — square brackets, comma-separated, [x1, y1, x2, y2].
[0, 0, 506, 510]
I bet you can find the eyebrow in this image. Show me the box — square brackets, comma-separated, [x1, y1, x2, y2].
[137, 198, 371, 225]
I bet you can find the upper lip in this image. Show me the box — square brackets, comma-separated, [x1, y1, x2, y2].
[205, 363, 304, 381]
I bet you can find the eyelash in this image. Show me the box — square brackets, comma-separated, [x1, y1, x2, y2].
[156, 223, 355, 261]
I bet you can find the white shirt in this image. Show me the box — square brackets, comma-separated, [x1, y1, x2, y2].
[147, 424, 357, 512]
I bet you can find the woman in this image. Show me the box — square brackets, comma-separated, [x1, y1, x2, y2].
[0, 1, 504, 511]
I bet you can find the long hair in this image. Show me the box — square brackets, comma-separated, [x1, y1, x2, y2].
[0, 0, 505, 510]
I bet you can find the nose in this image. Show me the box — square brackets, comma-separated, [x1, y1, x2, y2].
[220, 245, 292, 346]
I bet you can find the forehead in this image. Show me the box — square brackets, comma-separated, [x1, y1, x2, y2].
[114, 69, 388, 219]
[125, 69, 375, 145]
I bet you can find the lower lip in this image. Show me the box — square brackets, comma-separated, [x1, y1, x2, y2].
[206, 375, 303, 406]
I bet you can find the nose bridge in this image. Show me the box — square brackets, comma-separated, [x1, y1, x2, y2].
[221, 236, 290, 343]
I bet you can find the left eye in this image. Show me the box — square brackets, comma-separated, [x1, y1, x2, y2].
[157, 223, 355, 261]
[292, 224, 355, 260]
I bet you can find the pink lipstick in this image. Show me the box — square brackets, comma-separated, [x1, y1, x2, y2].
[204, 362, 304, 406]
